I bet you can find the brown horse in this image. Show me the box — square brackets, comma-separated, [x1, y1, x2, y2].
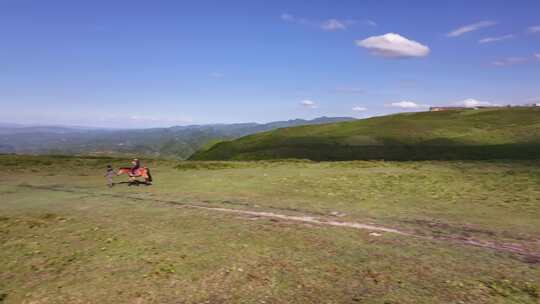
[117, 167, 153, 183]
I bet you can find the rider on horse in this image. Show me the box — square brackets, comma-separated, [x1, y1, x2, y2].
[130, 158, 140, 176]
[116, 158, 152, 184]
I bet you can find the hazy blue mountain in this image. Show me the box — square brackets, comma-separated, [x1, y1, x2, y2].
[0, 117, 355, 159]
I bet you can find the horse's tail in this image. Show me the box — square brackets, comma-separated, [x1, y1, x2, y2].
[145, 168, 153, 182]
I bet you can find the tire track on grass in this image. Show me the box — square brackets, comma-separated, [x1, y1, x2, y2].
[16, 184, 540, 264]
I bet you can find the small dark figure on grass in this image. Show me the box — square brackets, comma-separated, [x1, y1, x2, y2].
[104, 165, 115, 188]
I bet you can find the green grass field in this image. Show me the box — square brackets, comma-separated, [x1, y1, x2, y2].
[191, 108, 540, 161]
[1, 155, 539, 303]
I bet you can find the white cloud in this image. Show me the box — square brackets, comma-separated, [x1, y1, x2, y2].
[356, 33, 430, 58]
[352, 106, 367, 111]
[388, 101, 429, 109]
[300, 99, 318, 109]
[491, 57, 527, 66]
[527, 26, 540, 34]
[447, 20, 496, 37]
[321, 19, 347, 31]
[454, 98, 499, 107]
[535, 53, 540, 60]
[479, 34, 514, 44]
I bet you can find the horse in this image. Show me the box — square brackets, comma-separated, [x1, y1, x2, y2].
[116, 167, 153, 184]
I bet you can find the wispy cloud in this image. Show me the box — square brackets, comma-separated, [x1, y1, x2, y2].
[527, 25, 540, 34]
[492, 53, 540, 66]
[491, 57, 527, 66]
[125, 114, 194, 125]
[300, 99, 318, 109]
[334, 87, 365, 94]
[352, 106, 367, 112]
[525, 97, 540, 104]
[210, 72, 224, 78]
[281, 13, 354, 31]
[365, 19, 377, 27]
[280, 13, 294, 21]
[387, 101, 429, 109]
[479, 34, 514, 44]
[321, 19, 347, 31]
[356, 33, 430, 58]
[454, 98, 499, 107]
[447, 20, 496, 37]
[281, 13, 311, 26]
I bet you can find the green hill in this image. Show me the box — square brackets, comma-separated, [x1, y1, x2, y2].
[190, 108, 540, 161]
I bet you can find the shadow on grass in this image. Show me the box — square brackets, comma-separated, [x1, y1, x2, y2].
[192, 143, 540, 161]
[116, 181, 152, 187]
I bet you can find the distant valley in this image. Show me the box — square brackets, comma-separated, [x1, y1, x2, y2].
[0, 117, 355, 159]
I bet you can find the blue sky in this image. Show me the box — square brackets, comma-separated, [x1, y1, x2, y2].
[0, 0, 539, 128]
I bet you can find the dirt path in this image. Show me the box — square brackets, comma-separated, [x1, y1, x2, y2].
[187, 205, 409, 234]
[16, 184, 540, 264]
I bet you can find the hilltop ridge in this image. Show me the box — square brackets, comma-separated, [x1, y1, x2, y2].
[190, 108, 540, 161]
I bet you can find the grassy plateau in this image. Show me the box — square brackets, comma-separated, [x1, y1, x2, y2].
[1, 155, 539, 303]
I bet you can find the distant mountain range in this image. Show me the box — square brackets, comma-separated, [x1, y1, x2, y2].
[0, 117, 355, 159]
